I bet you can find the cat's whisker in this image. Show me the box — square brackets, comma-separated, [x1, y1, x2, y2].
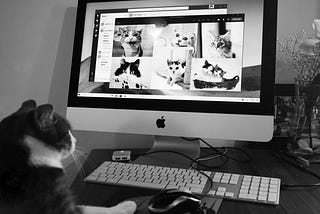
[71, 153, 87, 180]
[74, 145, 90, 156]
[74, 150, 97, 172]
[73, 149, 96, 178]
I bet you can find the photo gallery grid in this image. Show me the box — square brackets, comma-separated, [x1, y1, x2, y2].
[94, 13, 245, 92]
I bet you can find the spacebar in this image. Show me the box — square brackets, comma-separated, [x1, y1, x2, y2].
[118, 179, 166, 189]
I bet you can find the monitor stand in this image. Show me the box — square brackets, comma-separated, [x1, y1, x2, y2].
[137, 136, 201, 167]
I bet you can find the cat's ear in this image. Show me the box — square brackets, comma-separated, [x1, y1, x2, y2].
[204, 60, 209, 65]
[181, 61, 186, 68]
[167, 59, 172, 65]
[222, 31, 231, 39]
[19, 99, 37, 112]
[137, 28, 143, 34]
[208, 30, 216, 37]
[119, 27, 124, 34]
[120, 58, 126, 64]
[34, 104, 56, 129]
[134, 59, 140, 67]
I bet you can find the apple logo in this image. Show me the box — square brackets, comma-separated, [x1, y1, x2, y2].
[156, 116, 166, 128]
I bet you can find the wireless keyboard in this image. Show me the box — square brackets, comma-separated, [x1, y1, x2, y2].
[85, 161, 281, 205]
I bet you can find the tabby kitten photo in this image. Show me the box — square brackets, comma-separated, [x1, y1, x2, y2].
[210, 31, 236, 58]
[0, 100, 136, 214]
[119, 27, 143, 57]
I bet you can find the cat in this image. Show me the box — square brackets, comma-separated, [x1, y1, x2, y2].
[115, 59, 141, 78]
[119, 27, 143, 57]
[210, 31, 236, 58]
[114, 59, 144, 89]
[201, 60, 226, 82]
[0, 100, 136, 214]
[170, 29, 196, 48]
[166, 59, 186, 86]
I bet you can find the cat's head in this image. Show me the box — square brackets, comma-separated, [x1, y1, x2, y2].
[171, 29, 196, 47]
[202, 60, 226, 77]
[214, 64, 226, 77]
[0, 100, 76, 169]
[210, 31, 231, 50]
[119, 27, 143, 47]
[116, 58, 141, 77]
[167, 59, 186, 74]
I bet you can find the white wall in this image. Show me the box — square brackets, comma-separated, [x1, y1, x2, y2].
[0, 0, 319, 152]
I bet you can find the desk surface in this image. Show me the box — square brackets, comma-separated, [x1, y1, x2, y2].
[71, 147, 320, 214]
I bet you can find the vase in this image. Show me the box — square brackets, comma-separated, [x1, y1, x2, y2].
[288, 83, 320, 154]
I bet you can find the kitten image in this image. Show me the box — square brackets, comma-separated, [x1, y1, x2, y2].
[170, 29, 196, 48]
[114, 59, 144, 89]
[0, 100, 136, 214]
[201, 60, 226, 82]
[166, 59, 186, 86]
[210, 31, 236, 58]
[115, 59, 141, 78]
[119, 27, 143, 57]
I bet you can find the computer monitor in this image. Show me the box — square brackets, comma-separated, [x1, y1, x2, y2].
[67, 0, 277, 156]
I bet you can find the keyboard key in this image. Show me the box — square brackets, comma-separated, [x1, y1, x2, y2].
[216, 191, 225, 196]
[225, 192, 234, 198]
[268, 192, 278, 202]
[258, 195, 267, 201]
[191, 188, 203, 194]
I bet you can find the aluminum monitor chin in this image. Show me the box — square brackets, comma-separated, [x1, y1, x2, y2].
[67, 0, 277, 142]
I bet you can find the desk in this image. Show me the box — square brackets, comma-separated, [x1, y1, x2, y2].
[71, 146, 320, 214]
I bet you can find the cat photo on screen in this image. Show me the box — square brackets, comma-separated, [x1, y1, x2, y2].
[109, 58, 152, 89]
[190, 59, 241, 91]
[0, 100, 136, 214]
[201, 22, 244, 60]
[112, 25, 155, 57]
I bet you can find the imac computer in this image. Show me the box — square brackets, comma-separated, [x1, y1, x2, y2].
[67, 0, 278, 157]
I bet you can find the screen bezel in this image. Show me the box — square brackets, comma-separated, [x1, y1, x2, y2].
[68, 0, 277, 115]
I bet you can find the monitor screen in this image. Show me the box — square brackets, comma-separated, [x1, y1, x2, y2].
[67, 0, 277, 142]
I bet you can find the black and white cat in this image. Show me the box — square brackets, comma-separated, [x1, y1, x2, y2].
[210, 31, 236, 58]
[119, 27, 143, 57]
[114, 59, 144, 89]
[0, 100, 136, 214]
[166, 59, 186, 86]
[201, 60, 226, 82]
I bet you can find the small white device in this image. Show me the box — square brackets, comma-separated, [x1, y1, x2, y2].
[112, 150, 131, 161]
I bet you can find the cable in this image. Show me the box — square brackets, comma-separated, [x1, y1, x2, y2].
[191, 149, 229, 170]
[281, 183, 320, 189]
[196, 150, 227, 162]
[281, 166, 320, 189]
[274, 151, 320, 190]
[182, 137, 253, 164]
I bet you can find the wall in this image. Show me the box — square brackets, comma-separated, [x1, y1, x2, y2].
[0, 0, 319, 154]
